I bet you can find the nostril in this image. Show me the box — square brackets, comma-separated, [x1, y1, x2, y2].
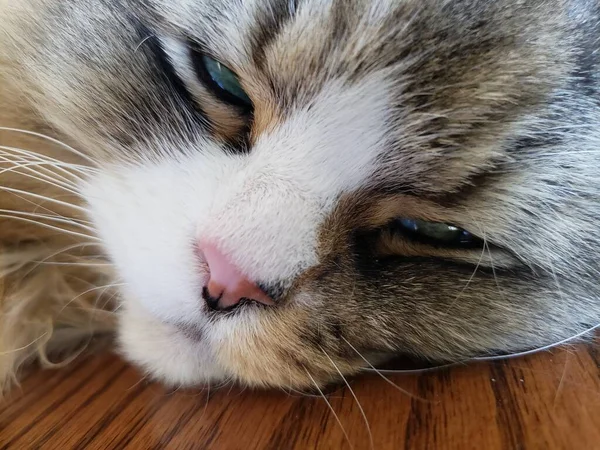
[198, 240, 275, 310]
[202, 286, 223, 311]
[202, 284, 272, 311]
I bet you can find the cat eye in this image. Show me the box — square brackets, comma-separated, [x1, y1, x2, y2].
[192, 53, 252, 108]
[392, 218, 483, 249]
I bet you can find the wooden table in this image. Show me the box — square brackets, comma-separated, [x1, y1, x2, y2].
[1, 342, 599, 449]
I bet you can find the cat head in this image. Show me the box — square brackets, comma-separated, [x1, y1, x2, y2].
[4, 0, 600, 389]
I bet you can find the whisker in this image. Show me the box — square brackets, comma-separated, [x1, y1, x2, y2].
[0, 158, 81, 194]
[32, 261, 112, 267]
[319, 346, 373, 450]
[0, 332, 49, 356]
[280, 382, 327, 398]
[226, 380, 236, 396]
[0, 185, 90, 216]
[444, 235, 487, 314]
[0, 190, 85, 228]
[58, 282, 127, 316]
[211, 376, 235, 391]
[363, 362, 460, 375]
[280, 363, 327, 398]
[0, 147, 88, 179]
[127, 373, 151, 391]
[95, 284, 122, 311]
[0, 170, 78, 198]
[303, 367, 353, 450]
[0, 213, 100, 241]
[0, 155, 83, 189]
[0, 208, 97, 233]
[0, 147, 97, 172]
[20, 242, 104, 277]
[371, 323, 600, 371]
[0, 127, 99, 166]
[483, 237, 514, 317]
[89, 282, 120, 315]
[341, 336, 430, 401]
[0, 146, 95, 178]
[200, 381, 212, 420]
[134, 35, 155, 53]
[552, 351, 570, 408]
[473, 322, 600, 361]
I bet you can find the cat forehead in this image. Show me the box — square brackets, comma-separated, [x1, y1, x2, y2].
[143, 0, 410, 77]
[144, 0, 400, 39]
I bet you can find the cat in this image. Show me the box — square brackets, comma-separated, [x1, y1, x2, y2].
[0, 0, 599, 391]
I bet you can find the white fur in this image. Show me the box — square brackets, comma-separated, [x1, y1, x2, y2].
[119, 299, 227, 385]
[83, 61, 391, 383]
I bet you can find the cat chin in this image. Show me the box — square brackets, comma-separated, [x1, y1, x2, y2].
[117, 301, 227, 388]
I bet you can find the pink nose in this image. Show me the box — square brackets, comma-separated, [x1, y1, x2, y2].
[199, 242, 274, 310]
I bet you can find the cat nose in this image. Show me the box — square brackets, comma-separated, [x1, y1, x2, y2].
[199, 242, 275, 310]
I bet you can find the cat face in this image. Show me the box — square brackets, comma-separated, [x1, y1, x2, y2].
[4, 0, 600, 388]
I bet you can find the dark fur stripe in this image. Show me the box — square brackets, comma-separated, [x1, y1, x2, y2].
[250, 0, 300, 69]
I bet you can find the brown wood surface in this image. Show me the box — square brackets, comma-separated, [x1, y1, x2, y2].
[1, 341, 600, 450]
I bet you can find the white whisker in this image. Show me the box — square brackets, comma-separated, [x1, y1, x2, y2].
[0, 213, 100, 241]
[304, 367, 354, 450]
[0, 185, 90, 216]
[0, 208, 96, 233]
[20, 242, 105, 279]
[473, 322, 600, 361]
[552, 351, 570, 408]
[0, 188, 83, 225]
[0, 146, 95, 177]
[482, 235, 511, 310]
[363, 362, 459, 375]
[0, 155, 83, 188]
[32, 261, 111, 267]
[0, 157, 81, 194]
[0, 146, 87, 176]
[58, 282, 126, 315]
[0, 168, 79, 196]
[341, 336, 430, 400]
[444, 233, 487, 314]
[0, 127, 99, 166]
[281, 364, 334, 398]
[0, 332, 49, 356]
[319, 346, 373, 450]
[369, 322, 600, 371]
[0, 148, 96, 173]
[134, 35, 155, 53]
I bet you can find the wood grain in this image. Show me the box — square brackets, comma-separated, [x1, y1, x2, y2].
[1, 342, 600, 449]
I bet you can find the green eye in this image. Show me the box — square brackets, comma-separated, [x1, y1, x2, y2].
[194, 54, 252, 107]
[393, 218, 482, 248]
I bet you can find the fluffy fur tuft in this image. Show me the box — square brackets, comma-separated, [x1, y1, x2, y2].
[0, 68, 116, 392]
